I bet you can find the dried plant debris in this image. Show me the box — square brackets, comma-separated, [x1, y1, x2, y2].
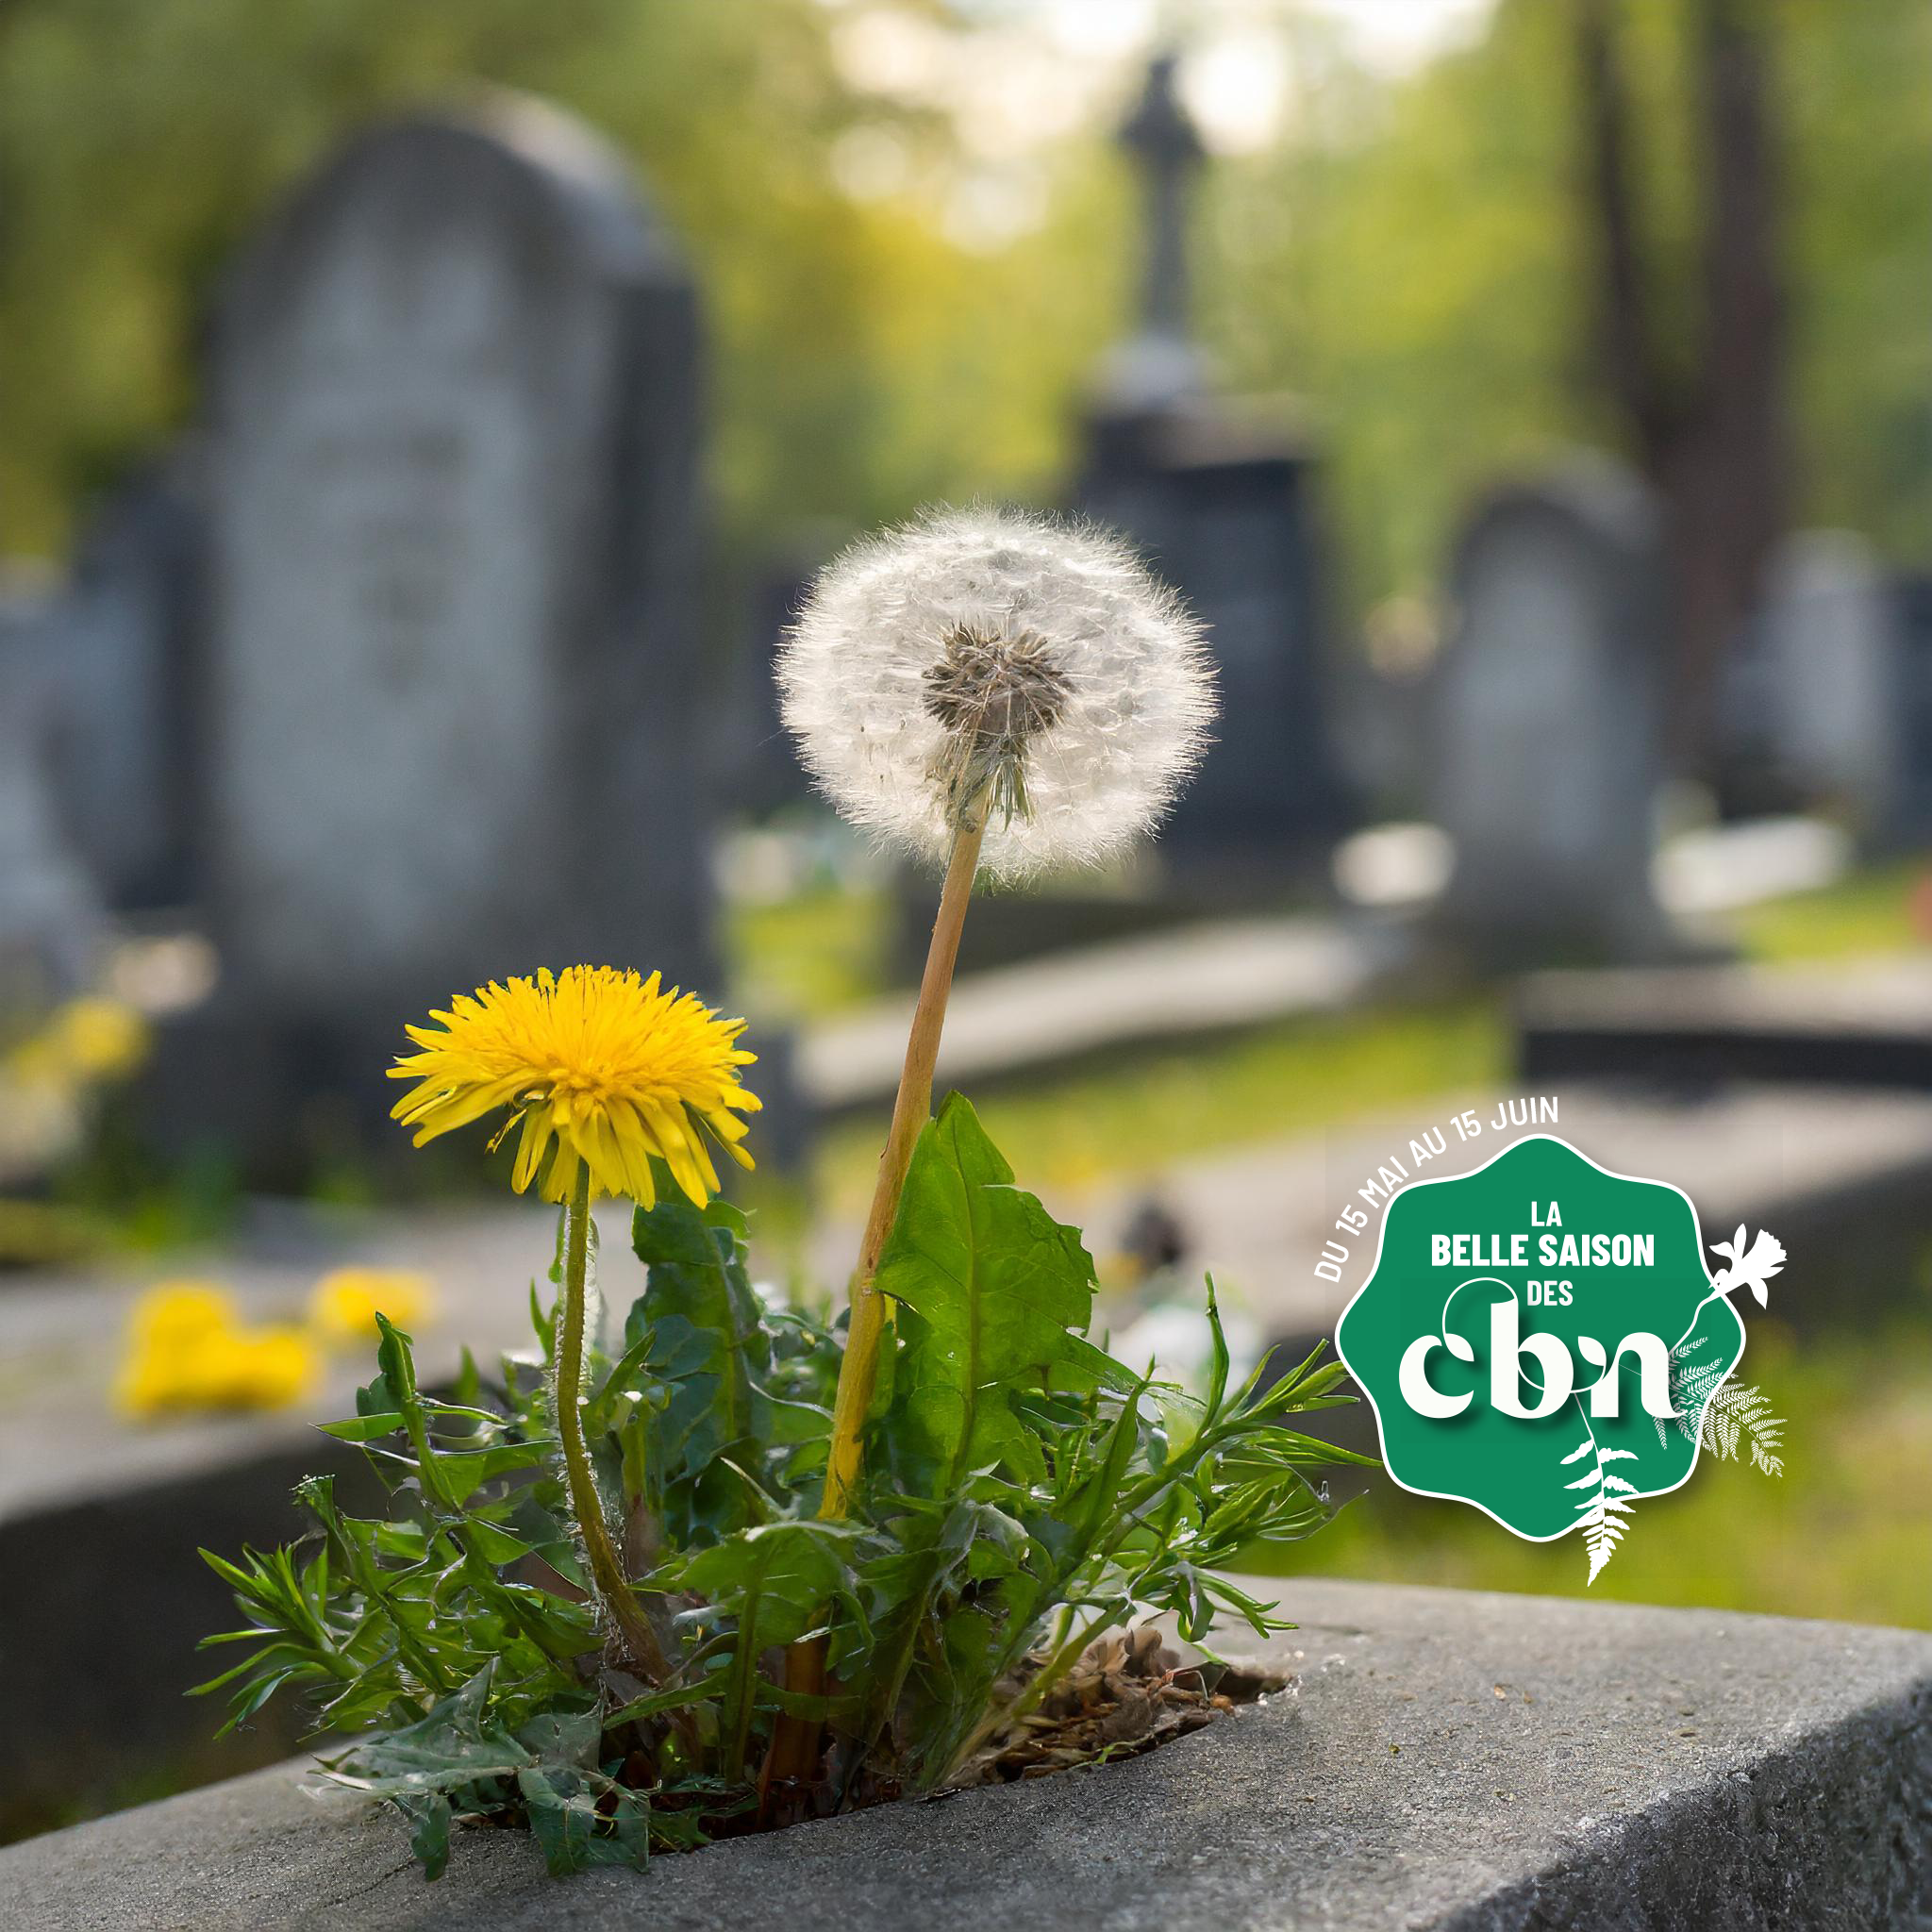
[953, 1625, 1291, 1787]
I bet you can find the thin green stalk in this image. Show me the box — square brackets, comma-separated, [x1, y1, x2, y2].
[555, 1167, 672, 1686]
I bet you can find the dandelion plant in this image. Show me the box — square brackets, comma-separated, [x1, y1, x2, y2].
[199, 509, 1364, 1879]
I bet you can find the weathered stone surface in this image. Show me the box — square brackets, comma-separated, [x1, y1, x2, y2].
[7, 1579, 1928, 1930]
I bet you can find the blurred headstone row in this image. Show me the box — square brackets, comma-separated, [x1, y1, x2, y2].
[1, 71, 1925, 1177]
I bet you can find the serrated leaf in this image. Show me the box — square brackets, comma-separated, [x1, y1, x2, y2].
[673, 1520, 855, 1774]
[878, 1093, 1097, 1498]
[631, 1176, 779, 1537]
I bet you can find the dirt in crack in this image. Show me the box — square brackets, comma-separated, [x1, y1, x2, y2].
[952, 1625, 1291, 1788]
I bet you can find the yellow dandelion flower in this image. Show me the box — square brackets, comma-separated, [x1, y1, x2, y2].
[205, 1327, 318, 1409]
[308, 1267, 435, 1346]
[127, 1280, 237, 1350]
[386, 966, 760, 1208]
[115, 1284, 318, 1420]
[6, 995, 149, 1091]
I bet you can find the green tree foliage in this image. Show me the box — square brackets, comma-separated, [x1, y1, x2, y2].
[2, 1, 1923, 616]
[0, 0, 1117, 559]
[1200, 0, 1930, 614]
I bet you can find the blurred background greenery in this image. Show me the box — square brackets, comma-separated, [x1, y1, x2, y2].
[3, 0, 1925, 619]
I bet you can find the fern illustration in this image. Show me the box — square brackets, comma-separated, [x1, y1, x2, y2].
[1561, 1427, 1641, 1584]
[1655, 1336, 1787, 1475]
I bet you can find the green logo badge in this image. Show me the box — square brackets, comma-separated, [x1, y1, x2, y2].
[1335, 1135, 1784, 1580]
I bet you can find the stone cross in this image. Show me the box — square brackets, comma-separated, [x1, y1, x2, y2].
[1120, 52, 1203, 349]
[1095, 52, 1209, 413]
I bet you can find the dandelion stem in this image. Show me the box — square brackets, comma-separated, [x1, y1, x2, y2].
[764, 805, 987, 1806]
[820, 808, 988, 1519]
[556, 1167, 671, 1688]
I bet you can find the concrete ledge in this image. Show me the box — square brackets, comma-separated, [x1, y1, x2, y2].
[6, 1579, 1929, 1931]
[1516, 958, 1932, 1095]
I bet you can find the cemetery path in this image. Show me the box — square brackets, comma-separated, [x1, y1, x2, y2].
[798, 913, 1387, 1108]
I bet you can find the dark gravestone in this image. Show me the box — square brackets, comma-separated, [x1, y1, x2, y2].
[1429, 459, 1683, 964]
[42, 454, 207, 909]
[176, 98, 712, 1175]
[1753, 531, 1903, 836]
[722, 553, 821, 823]
[1890, 572, 1932, 846]
[0, 597, 108, 1007]
[1077, 406, 1345, 879]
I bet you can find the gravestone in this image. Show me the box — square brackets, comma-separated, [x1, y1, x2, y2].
[184, 96, 712, 1168]
[1889, 571, 1932, 845]
[40, 453, 206, 909]
[0, 599, 108, 1008]
[1428, 458, 1682, 964]
[1073, 54, 1347, 890]
[723, 547, 824, 823]
[1751, 531, 1905, 834]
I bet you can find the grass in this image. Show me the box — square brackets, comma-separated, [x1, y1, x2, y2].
[726, 883, 894, 1018]
[1248, 1317, 1932, 1633]
[1726, 857, 1924, 962]
[813, 998, 1507, 1218]
[792, 858, 1925, 1218]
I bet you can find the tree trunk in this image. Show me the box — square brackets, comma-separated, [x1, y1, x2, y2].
[1574, 0, 1790, 774]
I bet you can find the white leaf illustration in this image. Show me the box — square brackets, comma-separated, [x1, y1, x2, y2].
[1708, 1226, 1785, 1310]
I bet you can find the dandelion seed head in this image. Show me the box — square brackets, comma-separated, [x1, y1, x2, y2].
[777, 507, 1215, 879]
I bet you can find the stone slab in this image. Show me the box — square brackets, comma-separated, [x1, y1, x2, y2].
[5, 1579, 1927, 1930]
[0, 1199, 632, 1523]
[1517, 956, 1932, 1094]
[800, 914, 1388, 1111]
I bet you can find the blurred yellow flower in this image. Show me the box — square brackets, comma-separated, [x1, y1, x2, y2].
[116, 1282, 318, 1420]
[388, 966, 760, 1208]
[7, 995, 149, 1091]
[50, 997, 149, 1079]
[126, 1279, 237, 1348]
[308, 1267, 435, 1347]
[203, 1328, 317, 1409]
